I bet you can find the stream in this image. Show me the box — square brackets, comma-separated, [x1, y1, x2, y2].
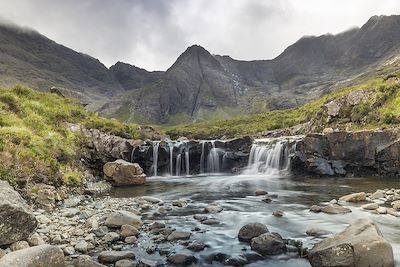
[107, 174, 400, 266]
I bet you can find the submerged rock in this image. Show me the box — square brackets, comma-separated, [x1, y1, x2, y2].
[238, 223, 269, 242]
[103, 159, 146, 186]
[250, 233, 287, 256]
[308, 219, 394, 267]
[0, 245, 64, 267]
[0, 180, 37, 246]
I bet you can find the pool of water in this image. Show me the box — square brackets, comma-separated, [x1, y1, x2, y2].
[107, 174, 400, 266]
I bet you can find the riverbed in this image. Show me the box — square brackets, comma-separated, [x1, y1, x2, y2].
[107, 174, 400, 266]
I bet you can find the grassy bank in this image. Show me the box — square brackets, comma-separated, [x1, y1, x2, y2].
[165, 76, 400, 139]
[0, 85, 140, 187]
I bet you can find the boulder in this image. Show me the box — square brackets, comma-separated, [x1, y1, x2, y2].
[361, 203, 379, 210]
[250, 233, 287, 255]
[321, 204, 352, 214]
[98, 251, 135, 263]
[103, 160, 146, 186]
[167, 231, 191, 241]
[104, 211, 143, 228]
[0, 244, 64, 267]
[121, 225, 140, 237]
[324, 100, 342, 117]
[76, 255, 107, 267]
[391, 200, 400, 210]
[238, 223, 269, 242]
[204, 204, 223, 213]
[308, 219, 394, 267]
[339, 192, 366, 203]
[167, 254, 197, 266]
[0, 181, 37, 246]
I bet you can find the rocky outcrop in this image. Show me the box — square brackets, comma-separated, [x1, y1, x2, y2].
[103, 160, 146, 186]
[0, 245, 65, 267]
[0, 181, 37, 246]
[308, 219, 394, 267]
[291, 128, 400, 176]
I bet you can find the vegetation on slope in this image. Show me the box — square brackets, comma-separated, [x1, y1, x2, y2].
[0, 85, 140, 187]
[165, 75, 400, 139]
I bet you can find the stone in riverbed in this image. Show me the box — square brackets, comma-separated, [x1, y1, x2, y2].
[272, 210, 284, 217]
[238, 223, 269, 242]
[361, 203, 379, 210]
[103, 159, 146, 186]
[201, 219, 220, 225]
[250, 233, 287, 255]
[391, 200, 400, 210]
[121, 224, 140, 237]
[124, 236, 137, 244]
[255, 190, 268, 196]
[76, 255, 107, 267]
[387, 208, 400, 217]
[105, 211, 143, 228]
[139, 196, 163, 204]
[98, 250, 135, 263]
[75, 240, 89, 253]
[0, 249, 5, 259]
[339, 192, 366, 203]
[310, 205, 322, 213]
[27, 233, 45, 246]
[370, 190, 386, 200]
[321, 204, 351, 214]
[308, 219, 394, 267]
[167, 231, 191, 241]
[377, 207, 387, 214]
[115, 259, 136, 267]
[306, 229, 332, 237]
[10, 241, 29, 251]
[0, 244, 64, 267]
[103, 232, 120, 242]
[204, 204, 223, 213]
[167, 254, 197, 266]
[0, 180, 38, 246]
[187, 241, 207, 252]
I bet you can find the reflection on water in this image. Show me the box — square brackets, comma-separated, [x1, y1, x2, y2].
[108, 175, 400, 267]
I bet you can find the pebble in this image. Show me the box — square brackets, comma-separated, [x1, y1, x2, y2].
[103, 232, 120, 243]
[121, 225, 140, 237]
[272, 210, 284, 217]
[124, 236, 137, 244]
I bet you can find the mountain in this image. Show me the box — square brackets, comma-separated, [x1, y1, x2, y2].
[1, 15, 400, 123]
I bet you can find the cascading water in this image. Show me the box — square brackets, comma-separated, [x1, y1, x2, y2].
[207, 141, 221, 173]
[200, 141, 205, 174]
[169, 144, 174, 176]
[150, 141, 160, 176]
[245, 137, 299, 175]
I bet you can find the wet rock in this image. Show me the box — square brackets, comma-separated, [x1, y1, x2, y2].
[201, 219, 219, 225]
[10, 241, 29, 251]
[75, 240, 89, 253]
[193, 215, 208, 222]
[238, 223, 269, 242]
[391, 200, 400, 210]
[139, 196, 163, 204]
[204, 204, 223, 213]
[76, 255, 107, 267]
[250, 233, 287, 256]
[361, 203, 379, 210]
[167, 254, 197, 266]
[105, 211, 143, 228]
[377, 207, 387, 214]
[0, 249, 4, 259]
[321, 204, 351, 214]
[255, 190, 268, 196]
[167, 231, 191, 241]
[0, 244, 64, 267]
[306, 229, 332, 237]
[103, 232, 120, 243]
[310, 205, 322, 213]
[387, 208, 400, 217]
[63, 246, 75, 256]
[308, 219, 394, 267]
[115, 259, 136, 267]
[125, 236, 137, 244]
[121, 224, 140, 237]
[262, 196, 272, 203]
[93, 226, 109, 237]
[272, 210, 284, 217]
[137, 259, 158, 267]
[370, 190, 386, 200]
[0, 180, 38, 246]
[149, 222, 165, 230]
[98, 250, 135, 263]
[339, 192, 366, 203]
[224, 255, 248, 266]
[104, 160, 146, 186]
[187, 241, 207, 252]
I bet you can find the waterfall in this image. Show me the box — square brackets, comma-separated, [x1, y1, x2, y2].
[169, 144, 174, 176]
[185, 150, 190, 176]
[176, 153, 182, 176]
[151, 141, 160, 176]
[207, 141, 222, 173]
[130, 146, 136, 163]
[245, 137, 297, 175]
[200, 141, 205, 173]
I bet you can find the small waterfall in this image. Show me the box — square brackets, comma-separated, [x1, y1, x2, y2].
[200, 141, 205, 173]
[207, 141, 221, 173]
[151, 141, 160, 176]
[245, 137, 298, 175]
[176, 153, 182, 176]
[169, 144, 174, 176]
[185, 150, 190, 176]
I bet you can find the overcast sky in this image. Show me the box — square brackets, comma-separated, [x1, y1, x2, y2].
[0, 0, 399, 71]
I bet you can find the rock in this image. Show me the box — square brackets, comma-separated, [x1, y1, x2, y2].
[167, 254, 197, 266]
[361, 203, 379, 210]
[370, 191, 386, 200]
[105, 211, 143, 228]
[387, 208, 400, 217]
[272, 210, 284, 217]
[103, 159, 146, 186]
[0, 180, 38, 246]
[308, 219, 394, 267]
[149, 222, 165, 230]
[201, 219, 219, 225]
[377, 207, 387, 214]
[193, 215, 208, 222]
[93, 226, 109, 237]
[115, 259, 136, 267]
[63, 197, 81, 207]
[0, 244, 64, 267]
[121, 224, 140, 237]
[76, 255, 107, 267]
[0, 249, 4, 259]
[391, 200, 400, 210]
[98, 250, 135, 263]
[10, 241, 29, 251]
[262, 196, 272, 203]
[204, 204, 223, 213]
[167, 231, 191, 241]
[310, 205, 322, 213]
[321, 204, 352, 214]
[139, 196, 163, 204]
[63, 246, 75, 256]
[306, 229, 332, 237]
[339, 192, 366, 203]
[136, 259, 158, 267]
[124, 236, 137, 244]
[238, 223, 269, 242]
[103, 232, 120, 243]
[324, 100, 342, 117]
[255, 190, 268, 196]
[225, 255, 249, 266]
[34, 187, 56, 211]
[75, 240, 89, 253]
[187, 241, 207, 252]
[250, 233, 287, 255]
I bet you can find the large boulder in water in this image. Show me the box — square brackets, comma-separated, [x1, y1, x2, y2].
[250, 233, 287, 255]
[0, 181, 37, 246]
[0, 244, 64, 267]
[103, 159, 146, 186]
[308, 219, 394, 267]
[238, 223, 269, 242]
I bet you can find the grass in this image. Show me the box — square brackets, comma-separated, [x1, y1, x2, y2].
[165, 77, 400, 139]
[0, 85, 141, 187]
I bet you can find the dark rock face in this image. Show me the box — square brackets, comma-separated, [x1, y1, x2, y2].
[0, 245, 64, 267]
[291, 128, 400, 177]
[250, 233, 287, 256]
[0, 181, 37, 246]
[308, 219, 394, 267]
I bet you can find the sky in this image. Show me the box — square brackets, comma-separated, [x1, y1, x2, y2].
[0, 0, 399, 71]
